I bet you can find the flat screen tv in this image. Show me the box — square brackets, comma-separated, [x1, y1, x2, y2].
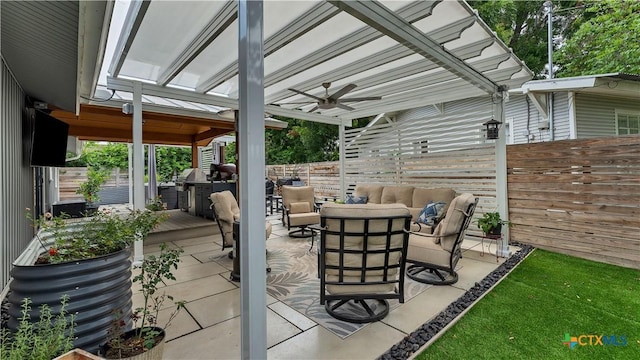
[30, 109, 69, 167]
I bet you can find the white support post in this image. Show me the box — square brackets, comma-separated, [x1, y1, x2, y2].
[132, 81, 144, 265]
[127, 144, 133, 206]
[339, 122, 346, 200]
[238, 1, 267, 359]
[495, 90, 511, 257]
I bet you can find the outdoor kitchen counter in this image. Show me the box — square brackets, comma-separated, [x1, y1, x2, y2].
[185, 181, 237, 219]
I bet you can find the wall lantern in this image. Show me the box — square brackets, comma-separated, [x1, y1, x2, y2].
[483, 119, 502, 140]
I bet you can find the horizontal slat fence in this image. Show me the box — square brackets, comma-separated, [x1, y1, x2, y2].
[507, 135, 640, 269]
[59, 167, 129, 201]
[267, 162, 340, 197]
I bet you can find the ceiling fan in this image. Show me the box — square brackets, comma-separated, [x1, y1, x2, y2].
[287, 82, 381, 112]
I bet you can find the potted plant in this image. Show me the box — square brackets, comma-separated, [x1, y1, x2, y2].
[476, 211, 512, 236]
[1, 296, 77, 360]
[6, 207, 168, 354]
[76, 167, 109, 215]
[101, 243, 184, 359]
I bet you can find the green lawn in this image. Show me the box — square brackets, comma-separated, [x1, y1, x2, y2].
[416, 249, 640, 360]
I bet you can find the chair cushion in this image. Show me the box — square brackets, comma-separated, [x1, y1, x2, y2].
[353, 184, 384, 204]
[407, 233, 451, 268]
[290, 201, 311, 214]
[416, 201, 446, 226]
[282, 186, 315, 213]
[380, 186, 414, 207]
[288, 212, 320, 227]
[321, 203, 410, 296]
[433, 193, 476, 251]
[345, 194, 368, 204]
[210, 191, 239, 246]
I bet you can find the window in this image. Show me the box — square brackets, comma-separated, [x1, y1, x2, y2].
[616, 111, 640, 135]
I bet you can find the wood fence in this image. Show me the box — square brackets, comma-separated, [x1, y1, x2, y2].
[507, 135, 640, 269]
[267, 162, 340, 197]
[268, 135, 640, 269]
[59, 167, 129, 201]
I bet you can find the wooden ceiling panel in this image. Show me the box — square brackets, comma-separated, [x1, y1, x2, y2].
[50, 104, 235, 146]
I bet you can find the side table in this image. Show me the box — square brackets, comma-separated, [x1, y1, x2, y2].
[480, 233, 503, 263]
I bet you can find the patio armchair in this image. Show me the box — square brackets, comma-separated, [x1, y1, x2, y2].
[406, 193, 478, 285]
[281, 185, 320, 238]
[318, 203, 411, 323]
[210, 190, 272, 259]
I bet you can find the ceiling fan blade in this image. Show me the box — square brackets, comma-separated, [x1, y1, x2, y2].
[328, 84, 357, 101]
[307, 105, 319, 113]
[275, 101, 315, 105]
[337, 96, 382, 102]
[288, 88, 324, 102]
[335, 103, 355, 111]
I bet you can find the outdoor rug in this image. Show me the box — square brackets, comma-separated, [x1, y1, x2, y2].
[264, 236, 433, 339]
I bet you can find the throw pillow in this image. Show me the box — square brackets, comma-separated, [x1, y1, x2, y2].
[416, 201, 446, 226]
[345, 194, 368, 204]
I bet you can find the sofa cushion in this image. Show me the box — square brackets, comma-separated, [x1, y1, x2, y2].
[381, 186, 414, 207]
[412, 188, 456, 213]
[354, 184, 384, 204]
[345, 194, 368, 204]
[410, 222, 433, 234]
[416, 201, 447, 226]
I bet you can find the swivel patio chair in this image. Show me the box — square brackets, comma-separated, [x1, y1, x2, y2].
[318, 203, 411, 323]
[209, 190, 272, 259]
[281, 185, 320, 238]
[406, 193, 478, 285]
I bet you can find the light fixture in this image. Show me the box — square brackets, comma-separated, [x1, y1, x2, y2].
[483, 119, 502, 140]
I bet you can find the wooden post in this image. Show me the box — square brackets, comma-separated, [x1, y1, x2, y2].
[191, 142, 199, 169]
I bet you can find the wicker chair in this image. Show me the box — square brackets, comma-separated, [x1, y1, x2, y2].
[318, 203, 411, 323]
[406, 193, 478, 285]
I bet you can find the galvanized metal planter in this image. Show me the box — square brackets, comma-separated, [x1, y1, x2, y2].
[7, 247, 133, 354]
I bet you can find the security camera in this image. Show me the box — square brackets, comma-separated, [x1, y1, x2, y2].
[122, 103, 134, 114]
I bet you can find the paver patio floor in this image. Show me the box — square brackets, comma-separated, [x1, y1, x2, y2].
[139, 210, 515, 359]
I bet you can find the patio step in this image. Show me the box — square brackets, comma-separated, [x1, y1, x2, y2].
[145, 210, 219, 245]
[145, 225, 218, 245]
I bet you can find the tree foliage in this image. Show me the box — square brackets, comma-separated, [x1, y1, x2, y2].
[154, 146, 192, 182]
[66, 142, 192, 182]
[554, 0, 640, 76]
[471, 0, 550, 77]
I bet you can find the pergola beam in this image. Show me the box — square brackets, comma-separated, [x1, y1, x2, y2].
[107, 76, 341, 125]
[157, 0, 238, 86]
[108, 0, 150, 77]
[196, 1, 341, 93]
[265, 16, 487, 104]
[263, 1, 438, 88]
[328, 0, 498, 94]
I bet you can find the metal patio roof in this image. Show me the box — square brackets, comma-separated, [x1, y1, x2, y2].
[101, 0, 533, 125]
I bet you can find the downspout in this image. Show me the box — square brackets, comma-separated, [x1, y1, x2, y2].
[568, 91, 577, 139]
[546, 1, 555, 141]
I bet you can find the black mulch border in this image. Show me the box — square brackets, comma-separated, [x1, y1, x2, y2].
[379, 243, 535, 360]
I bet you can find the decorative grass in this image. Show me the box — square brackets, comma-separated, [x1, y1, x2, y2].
[416, 249, 640, 360]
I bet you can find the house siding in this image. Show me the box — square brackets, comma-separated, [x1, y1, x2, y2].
[504, 93, 570, 144]
[575, 93, 640, 138]
[1, 59, 34, 289]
